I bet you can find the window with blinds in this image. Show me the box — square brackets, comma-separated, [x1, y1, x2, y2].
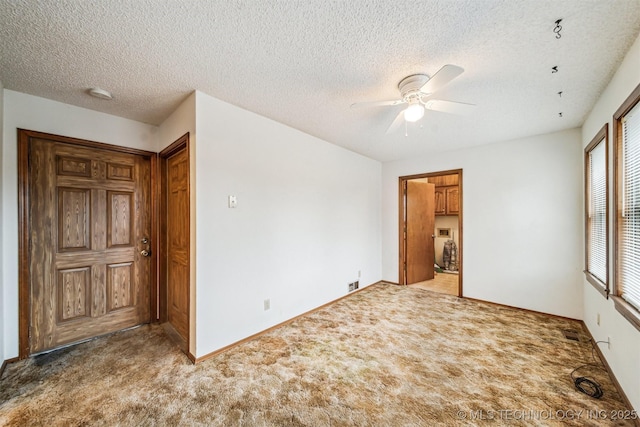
[584, 125, 608, 296]
[614, 83, 640, 330]
[620, 101, 640, 310]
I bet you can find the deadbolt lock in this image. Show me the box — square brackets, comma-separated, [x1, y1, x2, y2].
[140, 237, 151, 257]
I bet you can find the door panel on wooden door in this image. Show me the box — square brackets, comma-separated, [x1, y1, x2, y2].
[29, 138, 151, 354]
[406, 181, 435, 284]
[166, 147, 190, 342]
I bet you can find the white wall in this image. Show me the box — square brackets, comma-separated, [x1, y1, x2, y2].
[0, 82, 4, 363]
[159, 93, 196, 152]
[382, 128, 584, 319]
[1, 90, 159, 360]
[581, 33, 640, 410]
[158, 92, 197, 356]
[193, 91, 381, 358]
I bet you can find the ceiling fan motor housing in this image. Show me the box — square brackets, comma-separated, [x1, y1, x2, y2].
[398, 74, 430, 98]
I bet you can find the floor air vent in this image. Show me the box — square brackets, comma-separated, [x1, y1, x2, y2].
[561, 329, 581, 341]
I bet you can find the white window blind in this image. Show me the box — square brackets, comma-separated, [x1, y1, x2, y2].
[620, 101, 640, 311]
[588, 139, 607, 284]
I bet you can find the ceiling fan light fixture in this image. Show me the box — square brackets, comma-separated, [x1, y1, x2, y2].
[404, 103, 425, 122]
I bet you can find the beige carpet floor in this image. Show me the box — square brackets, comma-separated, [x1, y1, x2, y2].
[0, 283, 634, 426]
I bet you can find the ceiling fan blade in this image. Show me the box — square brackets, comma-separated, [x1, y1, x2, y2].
[424, 99, 475, 115]
[419, 64, 464, 94]
[385, 110, 406, 134]
[351, 99, 404, 109]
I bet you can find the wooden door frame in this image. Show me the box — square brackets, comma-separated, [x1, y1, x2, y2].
[158, 133, 190, 353]
[398, 169, 463, 296]
[17, 129, 159, 359]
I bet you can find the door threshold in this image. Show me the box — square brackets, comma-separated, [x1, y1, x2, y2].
[31, 324, 147, 359]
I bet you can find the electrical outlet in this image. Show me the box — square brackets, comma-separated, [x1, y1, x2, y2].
[597, 313, 600, 326]
[264, 299, 270, 311]
[228, 195, 237, 208]
[607, 337, 611, 350]
[358, 270, 361, 278]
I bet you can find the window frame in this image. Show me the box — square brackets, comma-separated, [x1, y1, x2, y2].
[613, 82, 640, 332]
[584, 123, 609, 298]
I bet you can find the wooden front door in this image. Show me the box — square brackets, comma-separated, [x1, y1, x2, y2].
[23, 131, 152, 354]
[405, 180, 435, 284]
[166, 144, 189, 342]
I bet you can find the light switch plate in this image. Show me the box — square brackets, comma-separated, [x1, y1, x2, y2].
[229, 195, 237, 208]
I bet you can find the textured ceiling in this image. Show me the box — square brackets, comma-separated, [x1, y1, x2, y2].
[1, 0, 639, 162]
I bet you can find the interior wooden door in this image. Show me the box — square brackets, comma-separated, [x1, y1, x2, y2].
[27, 135, 151, 354]
[405, 181, 435, 284]
[166, 145, 190, 342]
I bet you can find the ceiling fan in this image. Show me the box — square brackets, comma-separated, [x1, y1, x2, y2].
[351, 64, 475, 134]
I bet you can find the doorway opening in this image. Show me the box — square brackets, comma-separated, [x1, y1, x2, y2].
[399, 169, 462, 297]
